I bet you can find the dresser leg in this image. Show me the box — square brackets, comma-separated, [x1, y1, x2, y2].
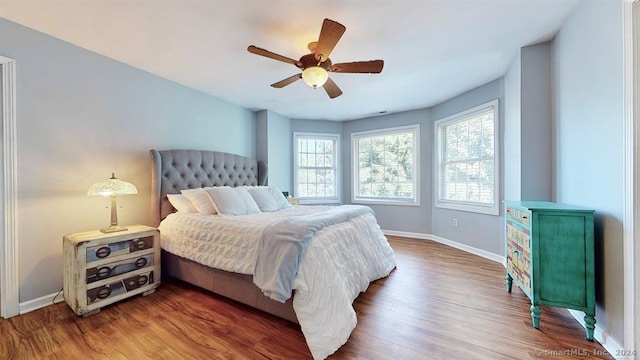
[506, 274, 513, 293]
[530, 305, 541, 328]
[584, 314, 596, 341]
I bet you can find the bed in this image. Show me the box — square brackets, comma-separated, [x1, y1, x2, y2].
[150, 149, 396, 359]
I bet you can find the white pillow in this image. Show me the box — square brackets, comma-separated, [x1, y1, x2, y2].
[167, 194, 197, 213]
[245, 186, 291, 211]
[246, 186, 280, 212]
[205, 186, 261, 216]
[268, 187, 291, 210]
[181, 188, 217, 215]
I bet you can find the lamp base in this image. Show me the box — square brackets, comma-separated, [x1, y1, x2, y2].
[100, 225, 128, 233]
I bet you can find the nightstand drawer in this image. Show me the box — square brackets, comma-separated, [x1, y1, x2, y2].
[87, 269, 156, 305]
[86, 236, 154, 262]
[86, 253, 155, 284]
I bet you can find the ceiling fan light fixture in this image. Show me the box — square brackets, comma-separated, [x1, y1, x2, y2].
[302, 66, 328, 89]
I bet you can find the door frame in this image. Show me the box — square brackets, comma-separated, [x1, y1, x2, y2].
[0, 55, 19, 318]
[622, 0, 639, 353]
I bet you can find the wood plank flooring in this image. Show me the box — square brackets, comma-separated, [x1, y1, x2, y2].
[0, 236, 613, 359]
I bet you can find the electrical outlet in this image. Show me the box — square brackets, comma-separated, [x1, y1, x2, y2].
[453, 218, 458, 226]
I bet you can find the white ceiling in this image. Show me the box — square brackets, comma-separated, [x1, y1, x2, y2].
[0, 0, 580, 121]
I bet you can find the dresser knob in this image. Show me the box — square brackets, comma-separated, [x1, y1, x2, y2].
[96, 286, 111, 299]
[97, 266, 111, 278]
[135, 257, 148, 268]
[95, 246, 111, 258]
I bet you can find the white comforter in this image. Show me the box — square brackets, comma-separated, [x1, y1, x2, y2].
[159, 205, 396, 359]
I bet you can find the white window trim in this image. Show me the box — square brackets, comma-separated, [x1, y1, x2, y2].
[434, 99, 500, 216]
[351, 124, 420, 206]
[293, 132, 341, 204]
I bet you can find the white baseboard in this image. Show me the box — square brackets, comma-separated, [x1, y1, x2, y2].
[382, 230, 505, 265]
[567, 309, 627, 359]
[19, 289, 65, 315]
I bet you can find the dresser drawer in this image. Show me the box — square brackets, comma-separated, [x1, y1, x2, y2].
[87, 269, 156, 305]
[86, 236, 154, 262]
[86, 253, 155, 284]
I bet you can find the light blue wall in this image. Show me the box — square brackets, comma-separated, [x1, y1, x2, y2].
[504, 42, 553, 202]
[521, 42, 552, 201]
[551, 0, 624, 343]
[265, 110, 292, 192]
[342, 109, 432, 234]
[504, 52, 522, 201]
[1, 17, 256, 302]
[430, 79, 505, 255]
[256, 110, 268, 164]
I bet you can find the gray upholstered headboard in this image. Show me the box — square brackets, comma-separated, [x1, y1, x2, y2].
[149, 149, 268, 226]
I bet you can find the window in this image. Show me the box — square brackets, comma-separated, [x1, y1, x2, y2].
[352, 124, 420, 205]
[435, 99, 499, 215]
[293, 132, 340, 204]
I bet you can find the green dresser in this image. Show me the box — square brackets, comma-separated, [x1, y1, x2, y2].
[504, 201, 596, 340]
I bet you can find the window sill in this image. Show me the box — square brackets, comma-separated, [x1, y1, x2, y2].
[436, 201, 499, 216]
[352, 199, 420, 207]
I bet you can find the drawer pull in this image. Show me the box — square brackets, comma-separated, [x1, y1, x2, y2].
[95, 246, 111, 258]
[97, 266, 111, 278]
[134, 239, 146, 249]
[137, 275, 149, 286]
[96, 286, 111, 299]
[135, 257, 148, 268]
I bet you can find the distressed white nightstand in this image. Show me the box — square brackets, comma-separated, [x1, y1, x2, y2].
[63, 225, 160, 316]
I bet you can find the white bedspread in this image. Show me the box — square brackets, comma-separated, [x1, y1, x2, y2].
[159, 205, 396, 359]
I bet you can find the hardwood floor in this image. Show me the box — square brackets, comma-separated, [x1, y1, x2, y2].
[0, 236, 613, 359]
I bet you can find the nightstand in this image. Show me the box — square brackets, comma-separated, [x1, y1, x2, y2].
[63, 224, 160, 316]
[287, 197, 300, 205]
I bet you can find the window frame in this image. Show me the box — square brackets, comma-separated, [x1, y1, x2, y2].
[293, 132, 341, 204]
[351, 124, 420, 206]
[434, 99, 500, 215]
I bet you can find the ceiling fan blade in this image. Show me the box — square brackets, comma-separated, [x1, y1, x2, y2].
[323, 78, 343, 99]
[314, 19, 346, 62]
[248, 45, 302, 67]
[331, 60, 384, 73]
[271, 74, 302, 88]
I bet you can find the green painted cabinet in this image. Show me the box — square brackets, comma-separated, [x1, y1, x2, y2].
[504, 201, 596, 340]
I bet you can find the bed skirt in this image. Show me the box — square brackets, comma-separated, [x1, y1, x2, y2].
[161, 250, 298, 323]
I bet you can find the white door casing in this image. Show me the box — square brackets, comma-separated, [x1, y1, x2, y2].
[622, 0, 639, 353]
[0, 55, 19, 318]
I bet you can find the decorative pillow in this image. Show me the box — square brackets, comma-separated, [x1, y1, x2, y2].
[268, 187, 291, 210]
[181, 188, 217, 215]
[246, 186, 291, 212]
[246, 186, 280, 212]
[167, 194, 197, 213]
[205, 186, 261, 216]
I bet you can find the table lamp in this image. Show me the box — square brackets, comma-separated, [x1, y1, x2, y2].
[87, 173, 138, 233]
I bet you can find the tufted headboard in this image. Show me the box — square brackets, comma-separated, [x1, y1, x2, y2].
[149, 149, 268, 226]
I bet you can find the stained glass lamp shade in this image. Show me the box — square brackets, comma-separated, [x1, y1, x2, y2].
[87, 173, 138, 233]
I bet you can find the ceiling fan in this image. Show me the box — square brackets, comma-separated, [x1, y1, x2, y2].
[247, 18, 384, 99]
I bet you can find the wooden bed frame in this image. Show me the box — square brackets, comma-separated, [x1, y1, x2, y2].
[149, 149, 297, 323]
